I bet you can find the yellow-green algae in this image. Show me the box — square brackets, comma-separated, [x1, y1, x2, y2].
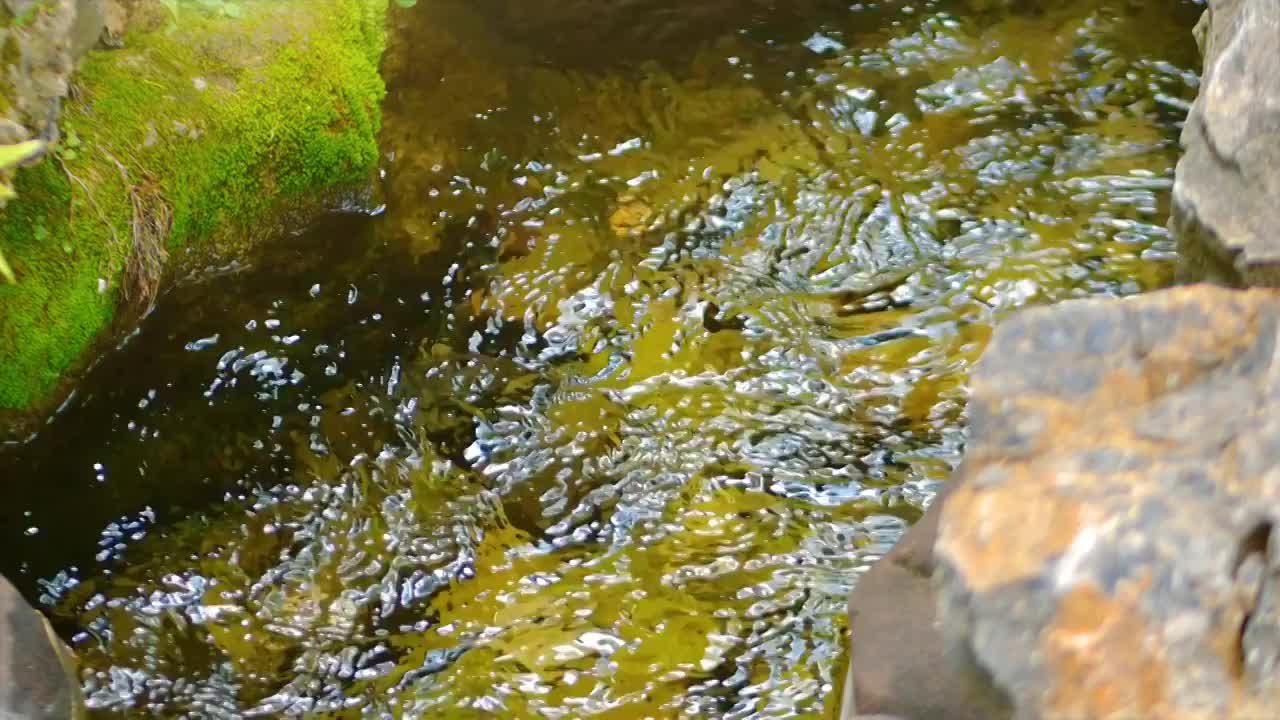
[0, 0, 388, 414]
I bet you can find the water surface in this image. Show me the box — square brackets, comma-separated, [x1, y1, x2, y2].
[0, 0, 1201, 716]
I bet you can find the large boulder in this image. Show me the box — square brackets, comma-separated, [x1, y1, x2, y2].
[846, 2, 1280, 714]
[933, 285, 1280, 719]
[1173, 0, 1280, 286]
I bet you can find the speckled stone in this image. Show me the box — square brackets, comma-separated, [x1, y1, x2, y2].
[1174, 0, 1280, 287]
[935, 285, 1280, 720]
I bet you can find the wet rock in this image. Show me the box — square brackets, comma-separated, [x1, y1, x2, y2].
[68, 0, 106, 59]
[0, 574, 84, 719]
[933, 285, 1280, 719]
[102, 0, 128, 42]
[844, 482, 1013, 720]
[0, 0, 75, 147]
[1173, 0, 1280, 286]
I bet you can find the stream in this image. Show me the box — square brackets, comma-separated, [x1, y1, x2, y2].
[0, 0, 1202, 717]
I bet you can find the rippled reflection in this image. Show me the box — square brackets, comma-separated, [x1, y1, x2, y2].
[0, 0, 1201, 716]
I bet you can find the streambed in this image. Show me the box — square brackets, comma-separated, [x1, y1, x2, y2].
[0, 0, 1201, 716]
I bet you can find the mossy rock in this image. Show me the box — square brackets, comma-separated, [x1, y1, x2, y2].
[0, 0, 389, 435]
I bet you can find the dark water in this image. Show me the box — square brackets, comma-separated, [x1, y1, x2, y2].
[0, 0, 1202, 716]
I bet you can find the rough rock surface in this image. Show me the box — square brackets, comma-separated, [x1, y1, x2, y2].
[843, 482, 1012, 720]
[0, 574, 83, 719]
[933, 285, 1280, 719]
[0, 0, 105, 145]
[1173, 0, 1280, 286]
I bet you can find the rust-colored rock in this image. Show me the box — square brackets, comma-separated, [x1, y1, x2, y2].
[934, 285, 1280, 720]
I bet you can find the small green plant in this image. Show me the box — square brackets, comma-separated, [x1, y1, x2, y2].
[0, 139, 48, 283]
[197, 0, 244, 18]
[7, 0, 46, 27]
[0, 140, 45, 188]
[160, 0, 245, 21]
[57, 128, 81, 161]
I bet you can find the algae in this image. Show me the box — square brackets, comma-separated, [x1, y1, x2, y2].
[0, 0, 388, 417]
[0, 0, 1203, 715]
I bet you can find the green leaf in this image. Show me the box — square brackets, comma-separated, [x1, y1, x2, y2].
[0, 248, 14, 284]
[0, 140, 46, 170]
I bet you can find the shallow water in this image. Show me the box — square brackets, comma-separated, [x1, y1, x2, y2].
[0, 0, 1201, 716]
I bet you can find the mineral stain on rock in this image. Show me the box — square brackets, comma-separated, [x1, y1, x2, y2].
[935, 286, 1280, 720]
[1042, 578, 1171, 718]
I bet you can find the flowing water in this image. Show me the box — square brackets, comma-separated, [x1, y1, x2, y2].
[0, 0, 1202, 717]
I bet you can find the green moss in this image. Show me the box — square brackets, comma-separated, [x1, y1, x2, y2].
[0, 0, 389, 412]
[0, 160, 122, 409]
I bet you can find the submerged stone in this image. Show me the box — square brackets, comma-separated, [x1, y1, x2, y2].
[844, 481, 1013, 720]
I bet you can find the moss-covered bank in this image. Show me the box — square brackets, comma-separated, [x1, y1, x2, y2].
[0, 0, 388, 434]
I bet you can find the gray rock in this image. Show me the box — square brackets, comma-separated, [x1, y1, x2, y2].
[1174, 0, 1280, 286]
[69, 0, 107, 60]
[0, 574, 83, 719]
[935, 285, 1280, 720]
[2, 0, 72, 145]
[843, 482, 1013, 720]
[0, 0, 105, 154]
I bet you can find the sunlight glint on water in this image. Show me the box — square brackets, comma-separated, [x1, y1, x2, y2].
[0, 0, 1202, 716]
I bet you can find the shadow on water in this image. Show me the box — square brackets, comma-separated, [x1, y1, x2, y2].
[2, 214, 424, 579]
[2, 0, 1203, 716]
